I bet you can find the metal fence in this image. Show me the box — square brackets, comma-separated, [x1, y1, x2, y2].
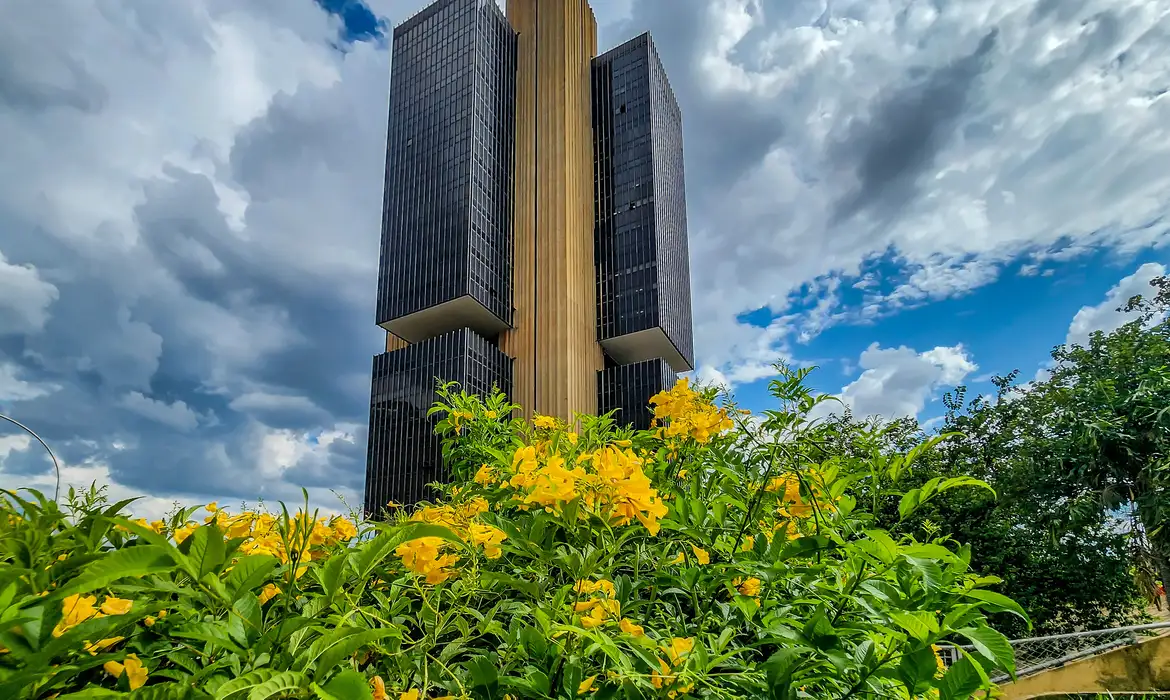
[938, 621, 1170, 683]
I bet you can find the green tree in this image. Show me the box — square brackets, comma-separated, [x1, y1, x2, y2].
[1036, 275, 1170, 595]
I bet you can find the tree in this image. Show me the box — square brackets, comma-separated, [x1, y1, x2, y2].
[861, 372, 1146, 638]
[1037, 275, 1170, 595]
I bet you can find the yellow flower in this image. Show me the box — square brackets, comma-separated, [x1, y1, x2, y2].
[100, 596, 133, 616]
[666, 637, 695, 666]
[690, 545, 710, 565]
[84, 636, 124, 655]
[566, 432, 579, 445]
[578, 674, 597, 694]
[668, 552, 685, 565]
[399, 691, 420, 700]
[259, 583, 281, 605]
[206, 502, 218, 513]
[143, 616, 156, 627]
[677, 469, 688, 479]
[104, 653, 148, 690]
[574, 579, 616, 597]
[741, 535, 755, 552]
[532, 414, 558, 430]
[579, 605, 606, 629]
[54, 594, 100, 637]
[484, 409, 498, 419]
[473, 465, 497, 485]
[396, 537, 459, 584]
[619, 618, 645, 637]
[371, 676, 389, 700]
[931, 644, 947, 677]
[467, 522, 507, 559]
[331, 516, 358, 541]
[736, 576, 762, 598]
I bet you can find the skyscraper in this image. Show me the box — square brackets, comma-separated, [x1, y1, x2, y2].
[365, 0, 693, 515]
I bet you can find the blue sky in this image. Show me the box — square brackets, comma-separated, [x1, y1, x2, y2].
[1, 0, 1169, 517]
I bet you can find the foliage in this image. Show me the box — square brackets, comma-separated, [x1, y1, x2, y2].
[0, 369, 1025, 699]
[855, 276, 1170, 637]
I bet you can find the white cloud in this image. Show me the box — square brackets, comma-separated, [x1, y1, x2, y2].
[673, 0, 1170, 380]
[838, 342, 977, 419]
[1065, 262, 1166, 348]
[0, 362, 57, 402]
[119, 392, 202, 431]
[0, 250, 58, 333]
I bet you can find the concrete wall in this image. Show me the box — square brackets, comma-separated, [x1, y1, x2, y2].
[999, 632, 1170, 699]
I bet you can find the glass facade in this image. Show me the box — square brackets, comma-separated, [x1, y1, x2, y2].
[597, 358, 677, 431]
[592, 33, 694, 428]
[365, 0, 517, 516]
[591, 33, 694, 371]
[376, 0, 517, 338]
[364, 4, 694, 506]
[365, 328, 512, 516]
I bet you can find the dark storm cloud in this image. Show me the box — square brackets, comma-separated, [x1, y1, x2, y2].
[830, 29, 998, 224]
[612, 1, 787, 212]
[0, 50, 108, 114]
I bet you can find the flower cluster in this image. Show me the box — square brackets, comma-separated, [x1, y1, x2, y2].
[651, 637, 696, 698]
[572, 579, 621, 629]
[161, 504, 358, 565]
[649, 378, 734, 444]
[394, 497, 509, 584]
[501, 442, 670, 535]
[53, 594, 134, 637]
[104, 653, 148, 690]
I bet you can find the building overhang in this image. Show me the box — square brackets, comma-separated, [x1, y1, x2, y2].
[380, 295, 509, 344]
[599, 326, 693, 373]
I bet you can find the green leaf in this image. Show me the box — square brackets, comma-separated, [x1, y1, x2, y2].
[50, 690, 124, 699]
[247, 671, 308, 700]
[173, 621, 249, 656]
[225, 555, 279, 599]
[962, 589, 1031, 628]
[314, 670, 373, 700]
[58, 545, 177, 596]
[956, 626, 1016, 677]
[779, 535, 834, 560]
[228, 593, 263, 647]
[215, 670, 279, 700]
[897, 645, 940, 694]
[888, 610, 939, 642]
[313, 627, 400, 683]
[902, 543, 961, 563]
[315, 553, 348, 601]
[466, 655, 499, 688]
[188, 524, 227, 578]
[861, 529, 898, 564]
[937, 656, 985, 700]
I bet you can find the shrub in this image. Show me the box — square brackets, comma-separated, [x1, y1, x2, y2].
[0, 367, 1026, 699]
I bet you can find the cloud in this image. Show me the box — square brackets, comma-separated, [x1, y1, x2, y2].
[2, 0, 1168, 514]
[0, 251, 58, 333]
[838, 343, 977, 419]
[614, 0, 1170, 381]
[0, 362, 58, 403]
[119, 392, 203, 432]
[1065, 261, 1167, 347]
[0, 0, 401, 511]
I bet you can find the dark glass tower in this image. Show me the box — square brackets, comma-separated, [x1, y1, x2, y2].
[592, 33, 693, 429]
[377, 0, 517, 343]
[365, 0, 517, 516]
[366, 329, 512, 511]
[365, 1, 694, 511]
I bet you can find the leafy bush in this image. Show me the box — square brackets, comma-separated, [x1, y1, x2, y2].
[0, 367, 1027, 699]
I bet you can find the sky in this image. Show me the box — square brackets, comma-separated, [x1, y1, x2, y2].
[1, 0, 1168, 519]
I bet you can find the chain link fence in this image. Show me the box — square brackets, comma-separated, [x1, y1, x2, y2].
[937, 621, 1170, 683]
